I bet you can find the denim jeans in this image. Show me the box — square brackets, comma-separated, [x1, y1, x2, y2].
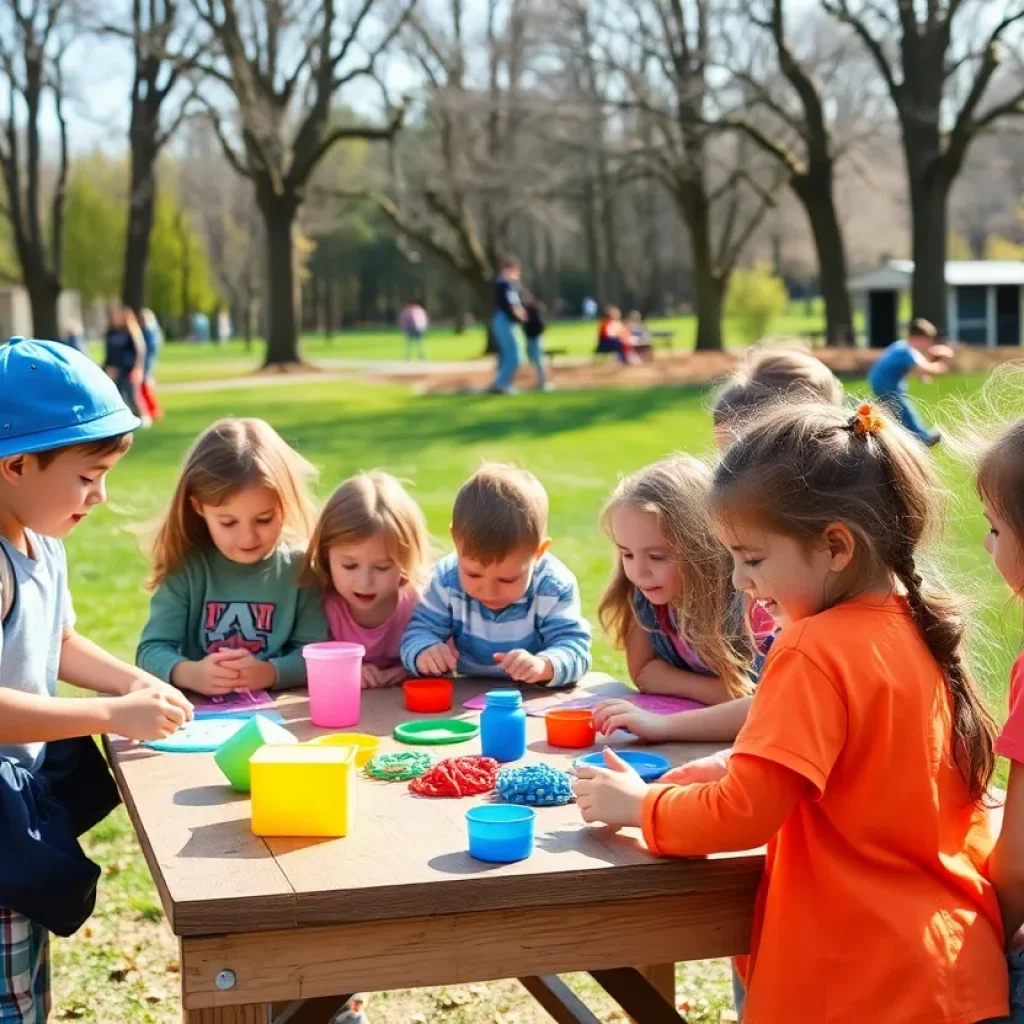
[526, 335, 546, 388]
[876, 390, 940, 444]
[491, 312, 521, 392]
[405, 330, 426, 360]
[1005, 946, 1024, 1023]
[730, 962, 745, 1021]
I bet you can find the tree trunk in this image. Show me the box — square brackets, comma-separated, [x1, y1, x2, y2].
[793, 171, 854, 346]
[907, 161, 950, 331]
[693, 262, 725, 351]
[679, 186, 724, 352]
[258, 187, 302, 367]
[26, 274, 60, 340]
[122, 129, 158, 311]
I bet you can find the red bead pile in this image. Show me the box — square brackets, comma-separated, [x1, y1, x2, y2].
[408, 756, 500, 797]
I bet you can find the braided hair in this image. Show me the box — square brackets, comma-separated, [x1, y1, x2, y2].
[711, 401, 996, 801]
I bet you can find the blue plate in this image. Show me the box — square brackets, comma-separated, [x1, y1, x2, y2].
[573, 749, 671, 782]
[143, 718, 247, 753]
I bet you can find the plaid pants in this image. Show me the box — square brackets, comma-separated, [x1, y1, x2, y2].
[0, 909, 49, 1024]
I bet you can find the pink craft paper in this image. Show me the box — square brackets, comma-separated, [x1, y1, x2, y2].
[193, 690, 275, 717]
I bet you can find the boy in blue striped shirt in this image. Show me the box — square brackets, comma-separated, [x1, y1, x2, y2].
[401, 464, 591, 687]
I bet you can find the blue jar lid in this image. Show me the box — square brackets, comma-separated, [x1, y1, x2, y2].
[484, 689, 523, 708]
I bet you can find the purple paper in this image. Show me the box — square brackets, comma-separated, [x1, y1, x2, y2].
[193, 690, 276, 717]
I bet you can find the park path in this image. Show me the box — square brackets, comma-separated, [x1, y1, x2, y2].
[159, 357, 499, 393]
[159, 355, 594, 393]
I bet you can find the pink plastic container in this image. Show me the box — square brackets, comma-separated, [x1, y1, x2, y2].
[302, 642, 365, 728]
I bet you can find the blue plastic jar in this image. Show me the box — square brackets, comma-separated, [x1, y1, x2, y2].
[480, 689, 527, 762]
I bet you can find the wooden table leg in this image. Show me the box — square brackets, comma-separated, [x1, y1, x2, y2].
[184, 1005, 268, 1023]
[269, 995, 354, 1023]
[519, 976, 603, 1024]
[591, 967, 685, 1023]
[639, 962, 676, 1006]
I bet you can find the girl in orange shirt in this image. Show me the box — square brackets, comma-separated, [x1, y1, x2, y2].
[574, 401, 1008, 1024]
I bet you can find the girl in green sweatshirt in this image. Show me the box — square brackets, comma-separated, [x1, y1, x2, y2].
[136, 418, 328, 695]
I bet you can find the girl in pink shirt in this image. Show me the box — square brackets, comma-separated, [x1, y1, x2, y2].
[303, 472, 431, 688]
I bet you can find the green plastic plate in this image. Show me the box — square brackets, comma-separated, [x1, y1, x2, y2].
[393, 718, 480, 746]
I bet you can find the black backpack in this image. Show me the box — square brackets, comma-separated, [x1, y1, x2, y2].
[0, 542, 121, 934]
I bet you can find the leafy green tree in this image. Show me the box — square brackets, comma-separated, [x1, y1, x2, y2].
[63, 155, 127, 305]
[145, 190, 219, 331]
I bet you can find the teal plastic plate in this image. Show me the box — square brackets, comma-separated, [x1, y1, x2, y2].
[143, 718, 247, 753]
[393, 718, 480, 746]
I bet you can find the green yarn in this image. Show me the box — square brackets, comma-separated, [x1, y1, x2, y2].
[365, 751, 433, 781]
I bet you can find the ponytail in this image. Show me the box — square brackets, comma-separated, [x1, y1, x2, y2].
[892, 548, 996, 801]
[713, 400, 997, 801]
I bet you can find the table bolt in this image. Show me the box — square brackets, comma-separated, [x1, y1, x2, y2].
[215, 969, 236, 991]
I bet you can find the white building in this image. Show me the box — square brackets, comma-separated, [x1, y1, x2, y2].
[848, 260, 1024, 348]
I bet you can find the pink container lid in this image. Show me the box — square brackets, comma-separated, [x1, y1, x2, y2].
[302, 642, 366, 660]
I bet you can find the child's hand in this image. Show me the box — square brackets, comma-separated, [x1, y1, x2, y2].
[416, 642, 457, 676]
[660, 750, 731, 786]
[225, 653, 277, 691]
[572, 748, 647, 827]
[173, 652, 244, 696]
[494, 649, 553, 684]
[107, 687, 190, 741]
[127, 674, 194, 721]
[361, 664, 407, 689]
[592, 699, 667, 741]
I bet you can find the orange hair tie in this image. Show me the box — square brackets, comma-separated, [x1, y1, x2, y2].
[851, 403, 884, 438]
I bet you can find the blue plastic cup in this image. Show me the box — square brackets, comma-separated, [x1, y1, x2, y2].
[466, 805, 536, 863]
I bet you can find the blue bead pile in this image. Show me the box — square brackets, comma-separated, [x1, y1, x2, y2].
[495, 763, 574, 806]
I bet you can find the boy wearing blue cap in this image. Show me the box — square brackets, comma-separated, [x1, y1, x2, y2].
[0, 338, 193, 1022]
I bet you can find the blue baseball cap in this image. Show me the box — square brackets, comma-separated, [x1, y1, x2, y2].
[0, 337, 141, 458]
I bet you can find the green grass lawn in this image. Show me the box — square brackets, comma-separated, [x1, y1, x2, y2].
[115, 302, 839, 385]
[52, 368, 1018, 1023]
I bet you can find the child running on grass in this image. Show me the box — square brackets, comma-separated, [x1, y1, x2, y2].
[575, 400, 1008, 1024]
[976, 416, 1024, 1023]
[868, 317, 954, 447]
[303, 472, 430, 689]
[0, 340, 192, 1023]
[136, 418, 328, 696]
[401, 463, 591, 687]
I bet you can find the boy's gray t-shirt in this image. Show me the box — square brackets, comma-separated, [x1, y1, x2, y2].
[0, 533, 75, 770]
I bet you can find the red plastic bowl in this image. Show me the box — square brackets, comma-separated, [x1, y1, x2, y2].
[545, 708, 596, 748]
[404, 678, 454, 713]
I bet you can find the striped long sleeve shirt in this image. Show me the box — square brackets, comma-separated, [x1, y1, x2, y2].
[400, 552, 592, 688]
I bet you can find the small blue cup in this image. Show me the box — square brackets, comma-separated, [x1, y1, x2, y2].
[466, 804, 536, 863]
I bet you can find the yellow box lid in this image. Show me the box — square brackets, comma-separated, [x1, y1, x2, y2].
[250, 745, 356, 765]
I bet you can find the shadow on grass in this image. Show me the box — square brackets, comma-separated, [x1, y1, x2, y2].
[143, 384, 711, 467]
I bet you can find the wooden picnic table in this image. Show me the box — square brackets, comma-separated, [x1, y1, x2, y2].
[106, 674, 763, 1024]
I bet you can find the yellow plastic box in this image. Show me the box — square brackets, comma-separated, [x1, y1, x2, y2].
[250, 744, 356, 838]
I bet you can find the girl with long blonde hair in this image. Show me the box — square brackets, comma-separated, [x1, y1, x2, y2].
[592, 456, 766, 742]
[136, 418, 327, 695]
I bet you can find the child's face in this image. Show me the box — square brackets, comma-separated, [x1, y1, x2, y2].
[982, 496, 1024, 596]
[456, 543, 544, 611]
[717, 517, 849, 629]
[192, 484, 283, 564]
[0, 447, 125, 539]
[610, 505, 681, 605]
[328, 533, 403, 615]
